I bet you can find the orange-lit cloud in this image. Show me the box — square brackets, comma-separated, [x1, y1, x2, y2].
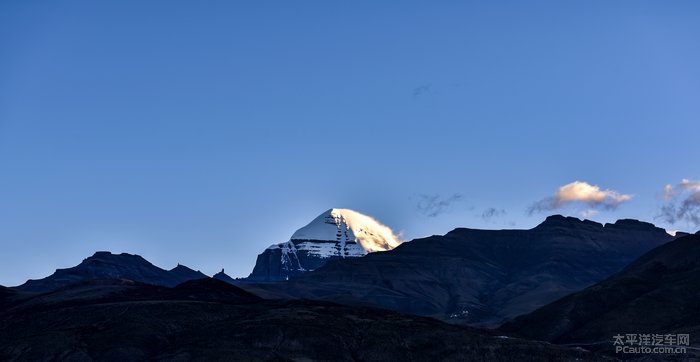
[529, 181, 632, 215]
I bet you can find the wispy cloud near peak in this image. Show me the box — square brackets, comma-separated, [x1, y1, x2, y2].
[416, 193, 463, 217]
[659, 179, 700, 226]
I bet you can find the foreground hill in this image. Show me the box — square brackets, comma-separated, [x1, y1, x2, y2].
[246, 215, 674, 326]
[0, 278, 601, 361]
[500, 233, 700, 355]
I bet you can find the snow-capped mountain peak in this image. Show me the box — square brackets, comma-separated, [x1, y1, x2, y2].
[249, 208, 402, 281]
[291, 208, 402, 253]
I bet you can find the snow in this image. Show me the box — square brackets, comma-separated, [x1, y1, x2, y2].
[261, 208, 402, 277]
[278, 241, 305, 271]
[291, 208, 402, 254]
[295, 240, 366, 258]
[256, 208, 402, 279]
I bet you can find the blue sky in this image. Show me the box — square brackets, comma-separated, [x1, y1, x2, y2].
[1, 1, 699, 285]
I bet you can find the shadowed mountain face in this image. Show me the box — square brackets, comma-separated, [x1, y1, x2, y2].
[246, 216, 674, 327]
[499, 234, 700, 352]
[15, 252, 208, 292]
[0, 285, 26, 310]
[0, 278, 603, 361]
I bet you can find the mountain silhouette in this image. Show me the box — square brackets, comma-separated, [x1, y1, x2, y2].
[247, 215, 675, 326]
[16, 252, 208, 292]
[499, 233, 700, 355]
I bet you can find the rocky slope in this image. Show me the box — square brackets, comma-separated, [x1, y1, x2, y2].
[499, 233, 700, 355]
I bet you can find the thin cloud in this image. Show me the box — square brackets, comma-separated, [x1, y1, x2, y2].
[658, 179, 700, 226]
[481, 207, 506, 221]
[580, 209, 599, 219]
[416, 193, 463, 217]
[528, 181, 632, 215]
[412, 84, 432, 97]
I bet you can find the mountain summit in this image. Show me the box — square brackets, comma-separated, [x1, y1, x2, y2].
[16, 252, 208, 292]
[290, 208, 402, 254]
[247, 208, 401, 281]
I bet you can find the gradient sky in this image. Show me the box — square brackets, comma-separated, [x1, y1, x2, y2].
[1, 1, 699, 286]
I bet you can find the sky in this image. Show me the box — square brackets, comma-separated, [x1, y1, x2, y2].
[1, 1, 699, 286]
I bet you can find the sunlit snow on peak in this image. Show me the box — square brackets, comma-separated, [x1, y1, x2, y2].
[291, 208, 402, 253]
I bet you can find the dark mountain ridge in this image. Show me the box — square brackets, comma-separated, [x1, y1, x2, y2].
[213, 268, 238, 284]
[245, 215, 675, 326]
[16, 251, 209, 292]
[499, 233, 700, 353]
[8, 215, 678, 329]
[167, 264, 208, 281]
